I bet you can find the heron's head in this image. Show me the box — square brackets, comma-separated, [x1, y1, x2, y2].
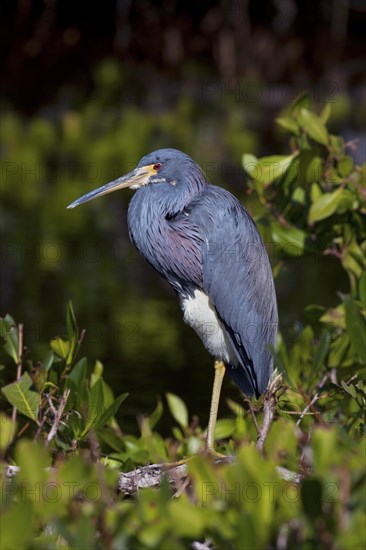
[67, 148, 206, 210]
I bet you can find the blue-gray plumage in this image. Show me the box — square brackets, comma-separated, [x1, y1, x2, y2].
[67, 148, 278, 452]
[127, 149, 277, 396]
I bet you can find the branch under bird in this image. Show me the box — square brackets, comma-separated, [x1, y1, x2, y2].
[67, 148, 278, 454]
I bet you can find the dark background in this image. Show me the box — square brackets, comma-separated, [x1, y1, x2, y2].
[1, 0, 365, 432]
[1, 0, 365, 113]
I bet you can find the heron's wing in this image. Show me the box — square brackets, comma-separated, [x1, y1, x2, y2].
[188, 186, 278, 396]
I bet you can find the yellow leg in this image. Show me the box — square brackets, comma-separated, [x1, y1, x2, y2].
[206, 360, 226, 451]
[164, 361, 225, 466]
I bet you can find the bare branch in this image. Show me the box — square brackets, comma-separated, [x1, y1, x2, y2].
[296, 374, 328, 427]
[243, 395, 260, 435]
[47, 395, 57, 417]
[118, 462, 190, 495]
[256, 370, 283, 455]
[45, 388, 70, 446]
[117, 455, 302, 496]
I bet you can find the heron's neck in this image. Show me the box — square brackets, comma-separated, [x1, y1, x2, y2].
[127, 183, 203, 285]
[127, 184, 190, 246]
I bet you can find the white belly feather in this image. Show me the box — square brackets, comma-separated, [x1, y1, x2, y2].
[180, 290, 238, 365]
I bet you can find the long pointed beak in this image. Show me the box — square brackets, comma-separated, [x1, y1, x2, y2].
[67, 164, 155, 209]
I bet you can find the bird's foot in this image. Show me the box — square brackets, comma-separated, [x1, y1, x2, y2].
[162, 456, 192, 470]
[163, 448, 230, 469]
[201, 447, 229, 461]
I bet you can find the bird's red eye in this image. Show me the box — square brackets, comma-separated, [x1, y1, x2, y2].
[153, 162, 162, 171]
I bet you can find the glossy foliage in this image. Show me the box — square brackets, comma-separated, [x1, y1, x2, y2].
[1, 97, 365, 549]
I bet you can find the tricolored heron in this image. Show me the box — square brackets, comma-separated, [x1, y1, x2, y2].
[68, 149, 278, 453]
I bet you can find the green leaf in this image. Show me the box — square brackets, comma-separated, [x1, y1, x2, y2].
[90, 376, 104, 414]
[214, 418, 236, 439]
[328, 333, 351, 368]
[0, 412, 17, 453]
[311, 427, 340, 473]
[336, 189, 356, 214]
[291, 187, 305, 205]
[344, 295, 366, 361]
[101, 380, 115, 409]
[226, 398, 245, 417]
[341, 380, 357, 399]
[188, 455, 218, 497]
[278, 156, 299, 190]
[50, 336, 70, 360]
[298, 150, 323, 185]
[169, 498, 205, 538]
[320, 304, 345, 329]
[67, 357, 87, 386]
[98, 428, 125, 453]
[93, 392, 128, 432]
[0, 314, 19, 363]
[298, 108, 328, 145]
[314, 332, 331, 370]
[265, 418, 297, 462]
[166, 392, 188, 429]
[329, 134, 345, 155]
[66, 358, 88, 405]
[66, 300, 79, 364]
[338, 155, 354, 177]
[82, 378, 104, 434]
[271, 222, 306, 255]
[310, 182, 322, 202]
[42, 350, 54, 372]
[358, 272, 366, 308]
[1, 372, 40, 422]
[15, 439, 51, 486]
[242, 153, 258, 176]
[276, 116, 299, 133]
[291, 92, 310, 114]
[308, 187, 343, 224]
[341, 236, 365, 279]
[149, 397, 164, 429]
[0, 501, 33, 549]
[252, 154, 297, 186]
[320, 103, 331, 124]
[91, 359, 104, 385]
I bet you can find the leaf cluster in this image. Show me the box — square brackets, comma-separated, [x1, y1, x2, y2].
[1, 97, 365, 549]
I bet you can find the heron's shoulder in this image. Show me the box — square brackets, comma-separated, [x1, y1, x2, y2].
[187, 184, 253, 229]
[201, 184, 242, 205]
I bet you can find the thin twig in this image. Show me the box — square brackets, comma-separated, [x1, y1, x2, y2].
[280, 410, 316, 416]
[45, 388, 70, 446]
[17, 421, 30, 437]
[34, 396, 57, 442]
[12, 323, 23, 425]
[243, 395, 260, 435]
[296, 374, 328, 427]
[47, 395, 57, 416]
[74, 328, 86, 359]
[34, 409, 50, 441]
